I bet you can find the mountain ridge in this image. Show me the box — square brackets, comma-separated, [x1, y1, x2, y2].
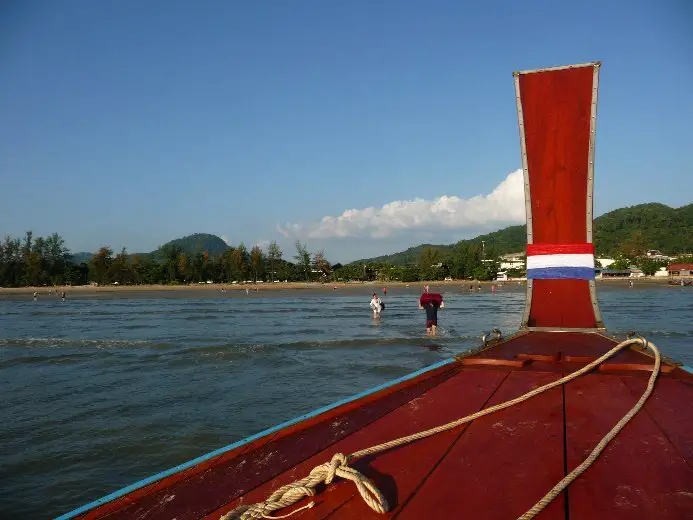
[349, 202, 693, 265]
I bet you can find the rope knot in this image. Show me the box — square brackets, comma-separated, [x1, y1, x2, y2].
[325, 453, 347, 484]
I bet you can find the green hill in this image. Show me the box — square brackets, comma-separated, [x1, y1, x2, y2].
[69, 252, 93, 264]
[351, 203, 693, 265]
[70, 233, 230, 264]
[153, 233, 230, 257]
[593, 203, 693, 255]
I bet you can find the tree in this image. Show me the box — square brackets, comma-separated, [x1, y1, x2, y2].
[266, 241, 282, 283]
[109, 247, 132, 285]
[161, 244, 182, 283]
[232, 243, 249, 281]
[177, 252, 190, 282]
[312, 249, 331, 280]
[44, 233, 70, 284]
[636, 257, 667, 276]
[294, 241, 311, 282]
[250, 245, 264, 282]
[610, 255, 631, 271]
[418, 247, 442, 281]
[91, 246, 114, 285]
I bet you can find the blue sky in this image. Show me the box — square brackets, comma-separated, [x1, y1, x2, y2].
[1, 1, 691, 263]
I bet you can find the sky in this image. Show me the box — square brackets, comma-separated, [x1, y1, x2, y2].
[1, 1, 691, 263]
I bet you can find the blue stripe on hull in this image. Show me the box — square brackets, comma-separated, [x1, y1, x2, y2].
[55, 357, 456, 520]
[527, 266, 595, 280]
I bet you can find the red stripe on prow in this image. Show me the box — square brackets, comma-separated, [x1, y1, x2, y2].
[526, 243, 595, 256]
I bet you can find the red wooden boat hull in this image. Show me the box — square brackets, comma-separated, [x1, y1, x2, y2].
[58, 63, 693, 520]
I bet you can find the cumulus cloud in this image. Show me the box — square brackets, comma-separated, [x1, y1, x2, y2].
[277, 169, 525, 239]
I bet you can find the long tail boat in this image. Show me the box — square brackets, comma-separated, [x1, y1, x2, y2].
[58, 62, 693, 520]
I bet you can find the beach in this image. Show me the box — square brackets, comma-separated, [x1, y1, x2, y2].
[0, 276, 681, 298]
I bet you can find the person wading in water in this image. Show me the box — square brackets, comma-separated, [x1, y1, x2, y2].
[370, 292, 383, 319]
[419, 286, 444, 335]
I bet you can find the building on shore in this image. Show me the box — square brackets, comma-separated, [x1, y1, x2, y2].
[669, 263, 693, 277]
[599, 269, 631, 278]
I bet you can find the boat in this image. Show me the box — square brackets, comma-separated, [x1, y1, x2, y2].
[58, 62, 693, 520]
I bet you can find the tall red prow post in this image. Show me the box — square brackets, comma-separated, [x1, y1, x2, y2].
[514, 62, 604, 330]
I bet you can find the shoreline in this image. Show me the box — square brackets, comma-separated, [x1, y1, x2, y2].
[0, 277, 685, 297]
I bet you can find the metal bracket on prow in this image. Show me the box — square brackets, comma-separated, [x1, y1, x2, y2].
[482, 328, 503, 346]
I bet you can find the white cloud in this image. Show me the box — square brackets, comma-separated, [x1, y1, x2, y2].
[220, 235, 232, 245]
[277, 169, 525, 239]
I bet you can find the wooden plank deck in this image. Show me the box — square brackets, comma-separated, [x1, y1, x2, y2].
[76, 332, 693, 520]
[565, 374, 693, 519]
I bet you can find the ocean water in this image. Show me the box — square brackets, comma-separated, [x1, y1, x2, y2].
[0, 284, 691, 518]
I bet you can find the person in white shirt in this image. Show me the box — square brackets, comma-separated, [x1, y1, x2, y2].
[370, 293, 382, 318]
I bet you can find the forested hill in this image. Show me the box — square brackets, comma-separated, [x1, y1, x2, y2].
[70, 233, 229, 264]
[593, 203, 693, 254]
[351, 203, 693, 265]
[356, 225, 526, 265]
[153, 233, 229, 256]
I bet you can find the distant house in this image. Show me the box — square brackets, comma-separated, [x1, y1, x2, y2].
[500, 253, 525, 270]
[600, 269, 631, 278]
[669, 263, 693, 277]
[646, 250, 670, 260]
[629, 266, 645, 278]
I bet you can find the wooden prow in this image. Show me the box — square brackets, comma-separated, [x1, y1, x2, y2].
[514, 62, 604, 330]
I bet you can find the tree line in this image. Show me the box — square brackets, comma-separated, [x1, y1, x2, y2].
[0, 232, 338, 287]
[338, 242, 500, 283]
[3, 229, 685, 288]
[0, 231, 502, 288]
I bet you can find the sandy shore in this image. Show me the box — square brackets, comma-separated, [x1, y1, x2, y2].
[0, 277, 682, 297]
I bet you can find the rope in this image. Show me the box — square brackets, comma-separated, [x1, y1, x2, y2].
[220, 337, 661, 520]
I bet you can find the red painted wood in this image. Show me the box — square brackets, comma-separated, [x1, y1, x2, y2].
[518, 64, 599, 329]
[460, 357, 529, 367]
[517, 352, 562, 363]
[529, 280, 597, 329]
[599, 363, 675, 374]
[473, 332, 641, 364]
[397, 370, 566, 520]
[98, 366, 458, 520]
[206, 368, 509, 520]
[565, 374, 693, 519]
[621, 375, 693, 464]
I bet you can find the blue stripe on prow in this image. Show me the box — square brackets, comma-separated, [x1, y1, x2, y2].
[527, 266, 595, 280]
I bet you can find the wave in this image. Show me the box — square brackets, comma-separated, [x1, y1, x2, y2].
[0, 352, 97, 367]
[0, 337, 172, 349]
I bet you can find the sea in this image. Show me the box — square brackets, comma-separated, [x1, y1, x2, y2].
[1, 284, 691, 518]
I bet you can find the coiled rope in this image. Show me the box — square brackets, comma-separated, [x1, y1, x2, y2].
[221, 337, 661, 520]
